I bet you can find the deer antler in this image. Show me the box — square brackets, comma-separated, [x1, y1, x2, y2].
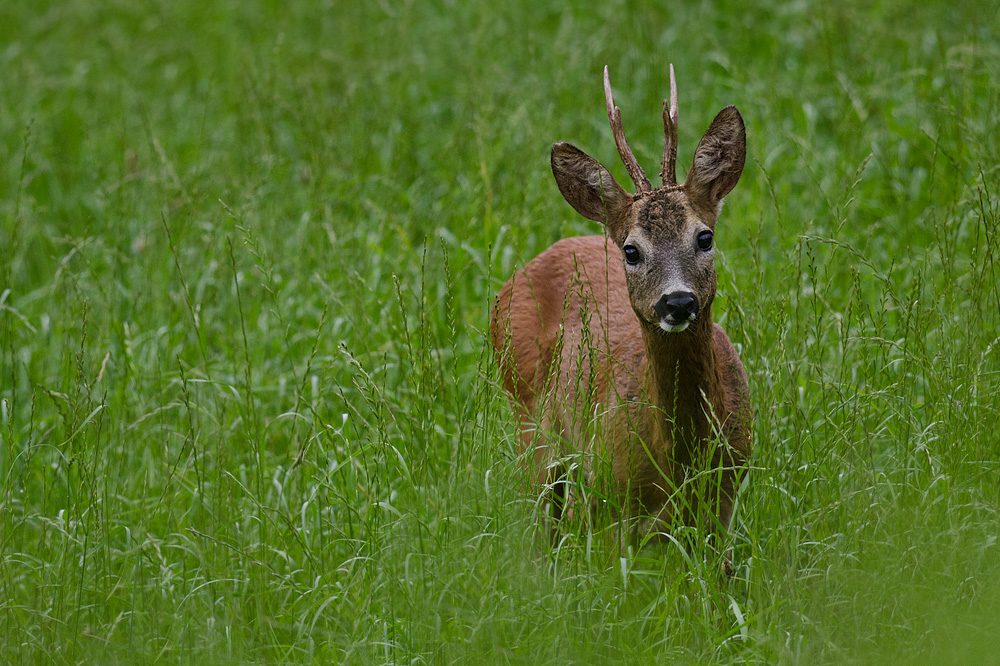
[661, 63, 679, 186]
[604, 66, 651, 194]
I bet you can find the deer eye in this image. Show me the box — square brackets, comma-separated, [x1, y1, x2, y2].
[697, 230, 714, 251]
[623, 244, 641, 265]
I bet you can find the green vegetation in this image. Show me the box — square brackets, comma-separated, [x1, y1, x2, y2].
[2, 0, 999, 663]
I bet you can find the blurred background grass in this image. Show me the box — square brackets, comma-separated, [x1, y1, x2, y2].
[2, 0, 1000, 663]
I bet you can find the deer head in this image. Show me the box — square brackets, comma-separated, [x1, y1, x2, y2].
[551, 65, 746, 333]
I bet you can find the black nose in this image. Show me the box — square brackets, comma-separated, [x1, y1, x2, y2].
[654, 291, 699, 322]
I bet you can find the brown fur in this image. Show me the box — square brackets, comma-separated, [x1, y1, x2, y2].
[490, 75, 751, 553]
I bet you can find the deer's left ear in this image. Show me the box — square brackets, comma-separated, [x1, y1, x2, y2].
[683, 106, 746, 214]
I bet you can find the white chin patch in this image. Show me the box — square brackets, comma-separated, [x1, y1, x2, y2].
[658, 320, 690, 333]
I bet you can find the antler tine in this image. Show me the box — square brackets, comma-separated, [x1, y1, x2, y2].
[604, 65, 651, 194]
[661, 63, 679, 186]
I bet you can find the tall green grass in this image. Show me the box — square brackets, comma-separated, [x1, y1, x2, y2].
[2, 0, 999, 663]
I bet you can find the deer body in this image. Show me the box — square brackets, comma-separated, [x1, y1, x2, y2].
[491, 67, 751, 544]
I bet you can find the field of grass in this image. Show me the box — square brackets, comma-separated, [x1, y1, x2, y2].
[2, 0, 1000, 663]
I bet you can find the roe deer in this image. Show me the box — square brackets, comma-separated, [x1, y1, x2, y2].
[491, 66, 751, 562]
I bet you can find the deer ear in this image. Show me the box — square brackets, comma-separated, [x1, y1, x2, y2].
[683, 106, 746, 213]
[551, 143, 631, 232]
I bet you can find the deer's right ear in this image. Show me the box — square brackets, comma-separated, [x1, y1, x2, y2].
[551, 143, 631, 228]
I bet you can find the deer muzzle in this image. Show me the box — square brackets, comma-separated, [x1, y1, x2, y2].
[654, 291, 699, 331]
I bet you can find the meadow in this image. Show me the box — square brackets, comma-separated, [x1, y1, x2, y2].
[2, 0, 999, 663]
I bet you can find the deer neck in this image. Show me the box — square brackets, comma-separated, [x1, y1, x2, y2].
[639, 311, 722, 464]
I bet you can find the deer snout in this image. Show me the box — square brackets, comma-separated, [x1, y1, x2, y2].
[654, 291, 699, 330]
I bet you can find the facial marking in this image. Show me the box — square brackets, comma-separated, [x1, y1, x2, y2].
[659, 320, 691, 333]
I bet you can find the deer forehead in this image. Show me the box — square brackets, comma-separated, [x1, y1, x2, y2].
[625, 190, 705, 241]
